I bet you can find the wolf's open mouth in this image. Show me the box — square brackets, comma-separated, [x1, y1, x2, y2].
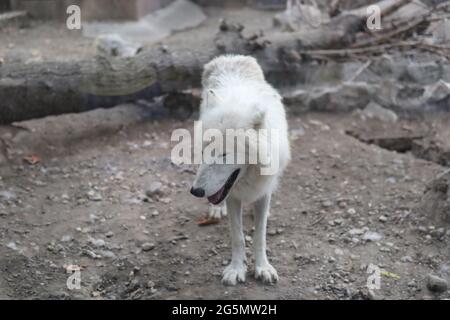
[207, 169, 240, 205]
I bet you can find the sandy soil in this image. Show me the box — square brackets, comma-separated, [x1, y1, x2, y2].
[0, 109, 448, 300]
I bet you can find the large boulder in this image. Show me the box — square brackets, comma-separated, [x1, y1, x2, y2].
[418, 170, 450, 225]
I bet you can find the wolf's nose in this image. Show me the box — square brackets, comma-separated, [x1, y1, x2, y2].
[190, 187, 205, 198]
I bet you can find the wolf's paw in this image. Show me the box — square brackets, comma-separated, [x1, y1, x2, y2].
[222, 263, 247, 286]
[208, 205, 227, 220]
[255, 263, 278, 285]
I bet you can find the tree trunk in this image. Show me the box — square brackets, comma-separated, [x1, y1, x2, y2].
[0, 0, 418, 124]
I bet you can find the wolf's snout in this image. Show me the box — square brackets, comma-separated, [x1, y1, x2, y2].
[190, 187, 205, 198]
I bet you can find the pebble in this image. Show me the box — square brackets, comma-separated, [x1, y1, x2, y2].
[349, 228, 367, 236]
[6, 241, 17, 251]
[147, 280, 155, 289]
[87, 190, 102, 201]
[100, 250, 116, 259]
[378, 215, 388, 222]
[362, 231, 382, 242]
[151, 210, 159, 217]
[90, 238, 106, 248]
[159, 198, 171, 204]
[61, 235, 73, 242]
[142, 242, 155, 252]
[105, 231, 114, 238]
[426, 274, 448, 293]
[322, 200, 333, 208]
[368, 289, 381, 300]
[146, 182, 163, 198]
[400, 255, 413, 263]
[84, 249, 99, 259]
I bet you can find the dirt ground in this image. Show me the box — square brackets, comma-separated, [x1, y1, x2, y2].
[0, 2, 449, 301]
[0, 108, 449, 300]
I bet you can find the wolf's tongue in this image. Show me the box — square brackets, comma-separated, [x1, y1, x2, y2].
[207, 186, 225, 205]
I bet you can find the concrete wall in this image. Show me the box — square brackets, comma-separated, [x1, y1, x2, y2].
[10, 0, 173, 21]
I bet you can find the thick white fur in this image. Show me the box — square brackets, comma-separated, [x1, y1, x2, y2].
[192, 55, 291, 285]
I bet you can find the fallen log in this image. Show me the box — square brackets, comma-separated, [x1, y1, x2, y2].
[0, 0, 432, 124]
[0, 14, 366, 124]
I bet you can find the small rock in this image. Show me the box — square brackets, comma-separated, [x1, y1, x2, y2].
[426, 274, 448, 293]
[401, 255, 414, 263]
[95, 34, 143, 58]
[146, 182, 164, 198]
[84, 249, 99, 259]
[89, 238, 106, 248]
[147, 280, 155, 289]
[87, 190, 102, 201]
[386, 177, 397, 184]
[362, 231, 382, 242]
[349, 228, 366, 236]
[322, 200, 333, 208]
[159, 197, 171, 204]
[61, 235, 73, 242]
[141, 242, 155, 252]
[105, 231, 114, 238]
[367, 289, 381, 300]
[100, 250, 116, 259]
[6, 241, 17, 251]
[361, 102, 398, 123]
[379, 215, 388, 222]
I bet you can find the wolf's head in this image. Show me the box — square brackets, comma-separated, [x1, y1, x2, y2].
[190, 55, 278, 205]
[190, 87, 272, 205]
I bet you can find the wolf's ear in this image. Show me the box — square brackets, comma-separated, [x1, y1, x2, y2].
[253, 108, 266, 129]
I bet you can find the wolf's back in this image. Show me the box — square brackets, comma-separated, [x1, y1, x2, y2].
[202, 55, 265, 89]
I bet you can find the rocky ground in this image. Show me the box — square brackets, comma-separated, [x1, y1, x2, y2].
[0, 106, 449, 300]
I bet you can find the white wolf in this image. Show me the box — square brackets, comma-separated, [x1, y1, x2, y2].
[190, 55, 291, 285]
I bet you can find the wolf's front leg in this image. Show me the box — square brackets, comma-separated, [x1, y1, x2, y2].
[208, 203, 227, 219]
[222, 197, 247, 285]
[253, 194, 278, 284]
